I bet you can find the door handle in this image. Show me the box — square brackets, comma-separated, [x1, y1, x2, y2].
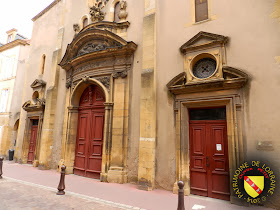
[206, 156, 210, 167]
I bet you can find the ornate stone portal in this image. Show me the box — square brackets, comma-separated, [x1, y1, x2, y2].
[21, 79, 46, 165]
[168, 32, 248, 204]
[59, 22, 137, 183]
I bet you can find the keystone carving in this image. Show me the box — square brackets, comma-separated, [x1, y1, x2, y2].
[118, 1, 128, 21]
[83, 76, 90, 83]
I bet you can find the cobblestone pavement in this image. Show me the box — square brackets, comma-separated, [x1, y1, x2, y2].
[0, 179, 135, 210]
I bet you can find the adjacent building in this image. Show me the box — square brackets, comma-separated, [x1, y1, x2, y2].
[0, 29, 30, 157]
[9, 0, 280, 208]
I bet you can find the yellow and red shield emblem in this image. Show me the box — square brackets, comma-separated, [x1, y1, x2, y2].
[244, 176, 264, 198]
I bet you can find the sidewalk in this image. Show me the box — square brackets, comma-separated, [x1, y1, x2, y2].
[0, 161, 274, 210]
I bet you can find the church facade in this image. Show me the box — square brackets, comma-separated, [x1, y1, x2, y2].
[6, 0, 280, 208]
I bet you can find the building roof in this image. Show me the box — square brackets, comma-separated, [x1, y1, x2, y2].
[0, 39, 29, 53]
[32, 0, 61, 22]
[15, 33, 27, 40]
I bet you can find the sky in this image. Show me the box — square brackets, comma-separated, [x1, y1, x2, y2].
[0, 0, 54, 44]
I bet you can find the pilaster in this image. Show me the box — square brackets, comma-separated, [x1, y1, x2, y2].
[38, 28, 64, 169]
[138, 0, 157, 191]
[107, 75, 128, 183]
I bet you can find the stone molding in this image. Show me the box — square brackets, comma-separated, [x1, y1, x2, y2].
[167, 66, 248, 95]
[59, 27, 136, 90]
[112, 70, 127, 78]
[30, 79, 46, 89]
[180, 31, 228, 54]
[59, 28, 136, 71]
[22, 99, 45, 112]
[81, 21, 130, 32]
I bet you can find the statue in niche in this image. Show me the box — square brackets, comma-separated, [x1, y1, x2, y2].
[118, 0, 128, 21]
[90, 5, 105, 22]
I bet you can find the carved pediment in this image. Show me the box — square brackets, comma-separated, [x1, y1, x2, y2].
[180, 31, 228, 54]
[22, 99, 45, 112]
[167, 66, 248, 95]
[77, 40, 122, 56]
[222, 66, 248, 80]
[59, 27, 137, 70]
[22, 100, 31, 109]
[166, 72, 186, 88]
[30, 79, 46, 89]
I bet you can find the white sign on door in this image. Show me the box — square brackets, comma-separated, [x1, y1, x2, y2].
[216, 144, 222, 151]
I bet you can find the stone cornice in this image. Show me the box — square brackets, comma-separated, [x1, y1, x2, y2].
[180, 31, 228, 54]
[81, 21, 130, 32]
[59, 28, 137, 70]
[167, 66, 248, 95]
[0, 39, 29, 52]
[32, 0, 61, 22]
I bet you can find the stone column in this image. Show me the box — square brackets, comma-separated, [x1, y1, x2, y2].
[138, 0, 157, 191]
[107, 73, 128, 183]
[61, 106, 79, 174]
[100, 102, 113, 182]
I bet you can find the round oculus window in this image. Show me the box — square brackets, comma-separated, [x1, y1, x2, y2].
[192, 58, 217, 79]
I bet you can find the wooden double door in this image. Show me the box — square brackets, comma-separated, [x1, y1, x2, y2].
[74, 85, 105, 179]
[189, 108, 230, 200]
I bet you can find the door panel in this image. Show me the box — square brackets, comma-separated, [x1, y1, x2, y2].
[74, 85, 105, 179]
[74, 111, 90, 176]
[27, 125, 38, 164]
[209, 123, 230, 200]
[190, 124, 207, 196]
[190, 120, 230, 201]
[87, 111, 104, 178]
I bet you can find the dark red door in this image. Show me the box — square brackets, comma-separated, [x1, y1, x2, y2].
[74, 85, 105, 179]
[27, 125, 38, 164]
[189, 108, 230, 200]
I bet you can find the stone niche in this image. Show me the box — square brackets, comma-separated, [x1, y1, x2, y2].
[167, 31, 249, 205]
[59, 22, 137, 183]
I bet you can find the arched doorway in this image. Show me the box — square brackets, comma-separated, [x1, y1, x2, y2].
[74, 84, 105, 179]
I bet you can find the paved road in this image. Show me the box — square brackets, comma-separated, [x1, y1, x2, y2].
[0, 179, 131, 210]
[0, 161, 276, 210]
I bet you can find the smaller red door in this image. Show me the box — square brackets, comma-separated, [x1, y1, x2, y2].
[189, 108, 230, 201]
[27, 124, 38, 164]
